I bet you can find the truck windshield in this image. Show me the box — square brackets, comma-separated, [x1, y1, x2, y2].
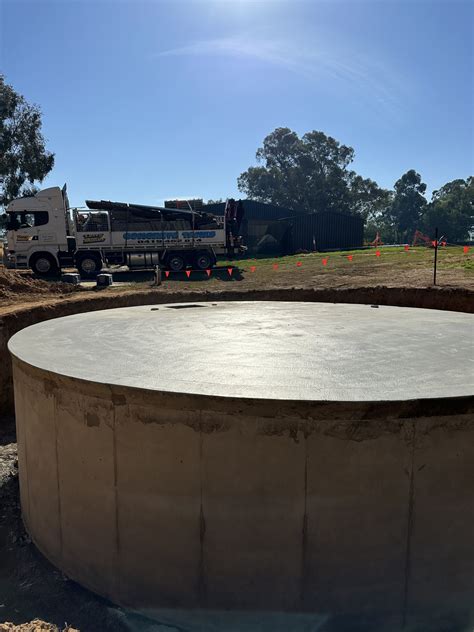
[7, 211, 49, 230]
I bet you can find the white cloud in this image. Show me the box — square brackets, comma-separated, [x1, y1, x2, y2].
[155, 35, 406, 117]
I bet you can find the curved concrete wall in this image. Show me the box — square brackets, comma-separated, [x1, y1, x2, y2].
[12, 356, 474, 622]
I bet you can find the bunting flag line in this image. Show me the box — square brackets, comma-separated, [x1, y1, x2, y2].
[158, 245, 467, 280]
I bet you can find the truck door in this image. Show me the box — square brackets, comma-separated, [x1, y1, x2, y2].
[75, 211, 111, 249]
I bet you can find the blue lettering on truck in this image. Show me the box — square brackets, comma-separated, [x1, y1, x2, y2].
[182, 231, 216, 238]
[123, 231, 216, 240]
[124, 231, 177, 240]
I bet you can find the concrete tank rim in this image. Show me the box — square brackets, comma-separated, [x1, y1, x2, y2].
[12, 354, 474, 422]
[8, 300, 474, 403]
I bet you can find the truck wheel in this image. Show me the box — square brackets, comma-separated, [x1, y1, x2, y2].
[30, 253, 59, 277]
[167, 254, 185, 272]
[77, 254, 102, 278]
[194, 252, 213, 270]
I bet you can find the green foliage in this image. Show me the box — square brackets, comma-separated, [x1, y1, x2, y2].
[423, 177, 473, 241]
[238, 128, 389, 218]
[0, 75, 54, 205]
[369, 172, 473, 244]
[364, 216, 397, 244]
[386, 169, 427, 242]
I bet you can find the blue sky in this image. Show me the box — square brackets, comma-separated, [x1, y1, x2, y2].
[1, 0, 473, 207]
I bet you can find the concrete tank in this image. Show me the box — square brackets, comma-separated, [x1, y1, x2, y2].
[8, 302, 474, 621]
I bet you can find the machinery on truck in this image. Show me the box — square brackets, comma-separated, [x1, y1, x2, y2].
[4, 185, 245, 276]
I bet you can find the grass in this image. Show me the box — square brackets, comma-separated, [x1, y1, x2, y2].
[110, 245, 473, 292]
[220, 245, 472, 274]
[2, 245, 472, 302]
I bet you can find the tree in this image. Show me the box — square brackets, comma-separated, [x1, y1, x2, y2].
[387, 170, 427, 242]
[422, 177, 473, 241]
[347, 173, 392, 220]
[237, 128, 388, 218]
[0, 75, 54, 206]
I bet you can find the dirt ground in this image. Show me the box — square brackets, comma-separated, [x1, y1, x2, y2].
[0, 246, 472, 314]
[0, 269, 78, 305]
[0, 620, 78, 631]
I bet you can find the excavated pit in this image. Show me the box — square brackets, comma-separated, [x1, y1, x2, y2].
[6, 300, 474, 624]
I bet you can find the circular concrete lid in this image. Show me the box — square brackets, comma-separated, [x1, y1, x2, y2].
[8, 301, 474, 402]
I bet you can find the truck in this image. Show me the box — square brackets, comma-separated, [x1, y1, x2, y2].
[4, 185, 244, 277]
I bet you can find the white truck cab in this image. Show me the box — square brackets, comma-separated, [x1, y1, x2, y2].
[5, 184, 74, 275]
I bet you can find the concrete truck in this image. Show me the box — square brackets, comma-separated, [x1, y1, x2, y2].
[4, 185, 244, 277]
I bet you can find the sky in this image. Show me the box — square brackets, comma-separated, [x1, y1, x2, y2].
[1, 0, 473, 207]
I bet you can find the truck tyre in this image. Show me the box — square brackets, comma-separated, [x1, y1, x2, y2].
[194, 251, 213, 270]
[30, 253, 59, 277]
[76, 254, 103, 278]
[167, 254, 185, 272]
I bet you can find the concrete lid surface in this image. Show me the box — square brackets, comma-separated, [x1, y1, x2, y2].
[8, 301, 474, 402]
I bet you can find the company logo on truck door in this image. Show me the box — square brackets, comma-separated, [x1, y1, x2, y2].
[83, 233, 106, 243]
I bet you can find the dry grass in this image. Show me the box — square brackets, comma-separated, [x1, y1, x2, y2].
[118, 245, 474, 292]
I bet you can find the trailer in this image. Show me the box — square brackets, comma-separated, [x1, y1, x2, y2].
[4, 185, 245, 277]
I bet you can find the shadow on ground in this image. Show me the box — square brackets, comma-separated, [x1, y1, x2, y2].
[107, 266, 244, 284]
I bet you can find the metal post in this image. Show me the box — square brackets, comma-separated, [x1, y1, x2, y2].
[154, 265, 162, 286]
[433, 227, 438, 286]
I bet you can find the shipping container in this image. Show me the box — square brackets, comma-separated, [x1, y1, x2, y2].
[284, 212, 364, 252]
[201, 200, 363, 254]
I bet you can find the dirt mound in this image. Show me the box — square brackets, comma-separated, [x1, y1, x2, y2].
[0, 269, 77, 300]
[0, 622, 78, 632]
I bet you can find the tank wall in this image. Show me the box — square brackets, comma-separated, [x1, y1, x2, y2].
[12, 357, 474, 622]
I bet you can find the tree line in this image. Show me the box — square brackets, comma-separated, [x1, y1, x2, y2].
[238, 128, 473, 242]
[0, 76, 472, 242]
